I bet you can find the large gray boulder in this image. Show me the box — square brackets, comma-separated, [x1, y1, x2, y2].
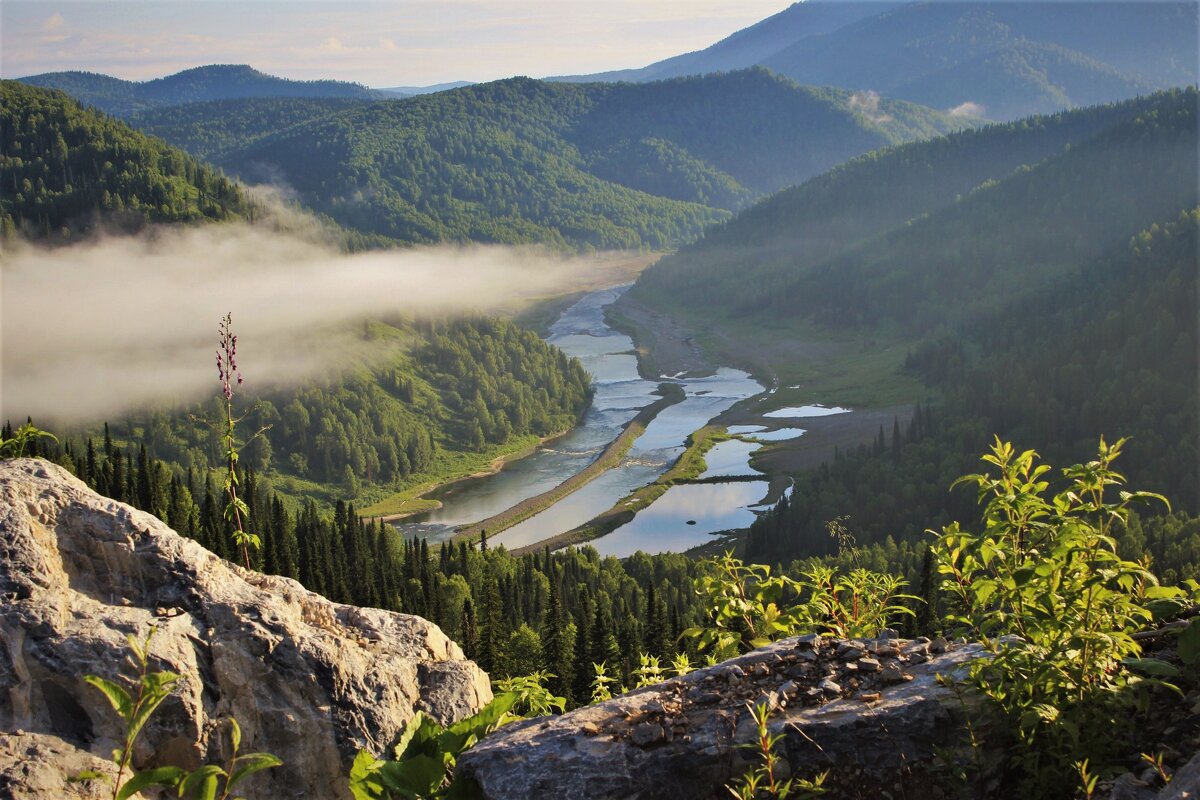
[0, 458, 491, 799]
[458, 632, 983, 799]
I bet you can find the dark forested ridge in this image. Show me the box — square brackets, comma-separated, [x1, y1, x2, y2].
[566, 1, 1197, 121]
[0, 81, 253, 239]
[631, 89, 1198, 568]
[126, 69, 969, 250]
[635, 89, 1198, 326]
[17, 64, 386, 117]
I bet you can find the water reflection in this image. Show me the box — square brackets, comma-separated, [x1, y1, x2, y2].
[763, 404, 849, 418]
[698, 439, 762, 478]
[592, 482, 771, 558]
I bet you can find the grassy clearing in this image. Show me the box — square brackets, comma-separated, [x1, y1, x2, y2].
[698, 312, 927, 409]
[510, 424, 730, 555]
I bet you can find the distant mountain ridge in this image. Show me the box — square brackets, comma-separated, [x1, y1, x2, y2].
[130, 69, 971, 250]
[556, 1, 1198, 120]
[16, 64, 387, 116]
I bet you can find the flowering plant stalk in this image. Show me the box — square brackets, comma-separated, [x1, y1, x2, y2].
[213, 312, 268, 569]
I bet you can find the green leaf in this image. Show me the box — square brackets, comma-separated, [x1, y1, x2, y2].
[394, 711, 444, 760]
[1122, 657, 1180, 678]
[177, 765, 225, 800]
[1178, 620, 1200, 666]
[68, 769, 111, 784]
[115, 766, 185, 800]
[377, 753, 447, 796]
[228, 716, 242, 755]
[84, 676, 134, 721]
[446, 692, 517, 742]
[348, 751, 386, 800]
[228, 752, 282, 789]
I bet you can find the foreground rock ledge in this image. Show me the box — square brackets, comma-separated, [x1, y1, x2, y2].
[0, 459, 491, 799]
[458, 633, 984, 799]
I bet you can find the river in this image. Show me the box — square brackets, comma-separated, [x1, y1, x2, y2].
[393, 285, 771, 556]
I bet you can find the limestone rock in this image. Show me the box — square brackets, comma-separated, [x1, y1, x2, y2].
[0, 732, 115, 799]
[458, 633, 985, 799]
[0, 459, 491, 799]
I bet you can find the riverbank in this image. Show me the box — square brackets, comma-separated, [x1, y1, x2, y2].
[608, 291, 923, 483]
[360, 429, 576, 522]
[450, 383, 686, 544]
[509, 424, 730, 556]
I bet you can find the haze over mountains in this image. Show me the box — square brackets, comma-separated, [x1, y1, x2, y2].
[556, 0, 1198, 120]
[16, 64, 386, 117]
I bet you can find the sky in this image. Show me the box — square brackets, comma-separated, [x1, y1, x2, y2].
[0, 1, 793, 87]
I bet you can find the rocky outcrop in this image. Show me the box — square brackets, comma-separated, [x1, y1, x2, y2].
[0, 458, 491, 799]
[458, 632, 982, 799]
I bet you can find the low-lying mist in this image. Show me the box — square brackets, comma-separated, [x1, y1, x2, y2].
[1, 224, 610, 425]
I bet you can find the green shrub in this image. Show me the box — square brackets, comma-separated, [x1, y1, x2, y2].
[934, 437, 1182, 795]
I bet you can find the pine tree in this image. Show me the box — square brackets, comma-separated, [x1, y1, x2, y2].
[478, 569, 505, 674]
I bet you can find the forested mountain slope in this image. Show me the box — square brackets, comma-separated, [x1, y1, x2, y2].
[0, 81, 253, 239]
[131, 70, 967, 250]
[77, 316, 592, 508]
[17, 64, 386, 116]
[746, 209, 1199, 572]
[128, 97, 373, 162]
[633, 89, 1197, 327]
[629, 89, 1197, 563]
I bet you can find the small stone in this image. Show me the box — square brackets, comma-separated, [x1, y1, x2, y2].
[581, 722, 600, 736]
[716, 664, 746, 682]
[795, 650, 818, 663]
[907, 653, 929, 665]
[843, 661, 859, 673]
[754, 691, 781, 713]
[838, 645, 865, 661]
[858, 692, 881, 703]
[872, 643, 901, 658]
[817, 678, 842, 696]
[777, 681, 798, 698]
[631, 722, 665, 747]
[880, 665, 912, 686]
[804, 687, 824, 701]
[903, 641, 930, 658]
[858, 658, 881, 673]
[929, 636, 949, 654]
[876, 628, 899, 640]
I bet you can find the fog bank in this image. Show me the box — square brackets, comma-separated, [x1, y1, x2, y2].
[1, 225, 598, 423]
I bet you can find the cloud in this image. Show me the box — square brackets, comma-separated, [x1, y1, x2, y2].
[320, 36, 345, 52]
[949, 101, 987, 118]
[848, 90, 893, 124]
[43, 12, 64, 32]
[0, 225, 603, 424]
